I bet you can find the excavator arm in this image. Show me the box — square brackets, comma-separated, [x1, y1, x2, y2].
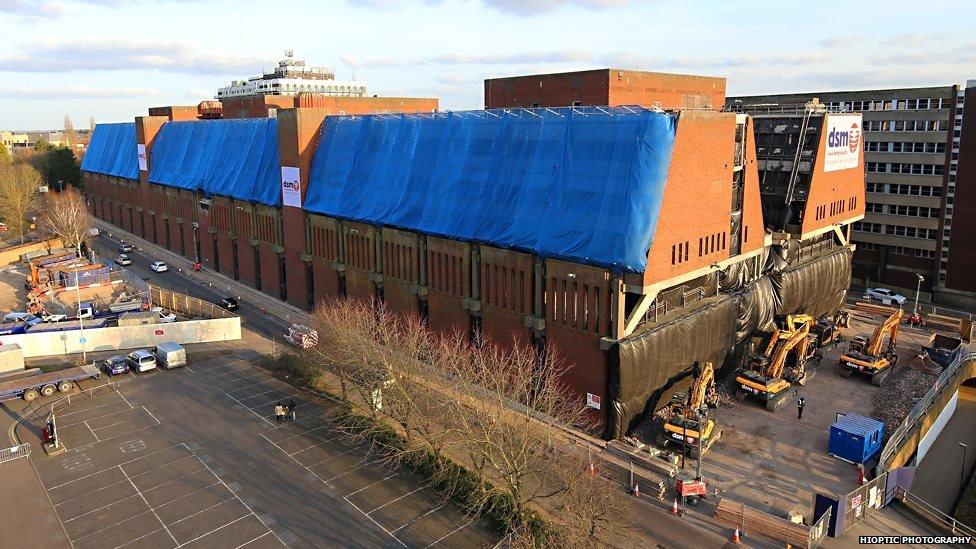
[766, 322, 811, 379]
[685, 362, 715, 415]
[867, 309, 903, 357]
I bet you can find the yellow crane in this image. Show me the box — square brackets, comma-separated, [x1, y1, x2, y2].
[659, 361, 720, 457]
[838, 308, 903, 386]
[735, 321, 812, 411]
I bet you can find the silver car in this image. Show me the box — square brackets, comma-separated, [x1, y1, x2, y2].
[125, 349, 157, 372]
[866, 287, 907, 305]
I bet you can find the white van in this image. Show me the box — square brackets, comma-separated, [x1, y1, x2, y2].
[125, 349, 157, 372]
[152, 341, 186, 369]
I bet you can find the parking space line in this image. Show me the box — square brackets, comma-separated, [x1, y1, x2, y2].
[63, 493, 139, 523]
[288, 434, 344, 456]
[47, 444, 186, 490]
[235, 531, 271, 548]
[224, 370, 267, 381]
[346, 472, 399, 497]
[67, 422, 163, 453]
[423, 519, 474, 548]
[258, 433, 407, 547]
[366, 486, 425, 516]
[218, 365, 255, 376]
[247, 399, 313, 413]
[117, 390, 135, 409]
[227, 379, 277, 394]
[187, 444, 285, 546]
[274, 425, 331, 443]
[119, 464, 179, 545]
[173, 513, 252, 548]
[83, 420, 101, 442]
[54, 455, 199, 507]
[324, 458, 384, 483]
[143, 406, 161, 426]
[344, 496, 407, 547]
[226, 392, 276, 427]
[306, 446, 359, 468]
[155, 481, 221, 508]
[141, 466, 207, 493]
[60, 406, 139, 428]
[90, 408, 151, 431]
[237, 388, 278, 402]
[71, 509, 153, 542]
[168, 496, 236, 526]
[391, 504, 445, 533]
[57, 398, 127, 418]
[113, 527, 163, 549]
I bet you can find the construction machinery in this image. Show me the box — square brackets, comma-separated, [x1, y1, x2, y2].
[838, 308, 903, 386]
[659, 361, 720, 457]
[735, 321, 813, 411]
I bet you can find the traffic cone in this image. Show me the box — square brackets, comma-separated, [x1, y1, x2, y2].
[632, 483, 640, 497]
[586, 461, 596, 475]
[671, 498, 679, 515]
[730, 527, 741, 544]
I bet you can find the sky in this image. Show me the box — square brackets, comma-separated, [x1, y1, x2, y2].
[1, 0, 975, 129]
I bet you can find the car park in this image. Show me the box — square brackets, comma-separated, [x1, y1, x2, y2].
[866, 287, 907, 305]
[100, 355, 130, 376]
[115, 254, 132, 266]
[150, 260, 168, 272]
[125, 349, 157, 372]
[119, 242, 134, 253]
[219, 297, 239, 310]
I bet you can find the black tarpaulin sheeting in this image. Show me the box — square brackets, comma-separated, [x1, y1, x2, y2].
[611, 297, 737, 438]
[610, 247, 852, 438]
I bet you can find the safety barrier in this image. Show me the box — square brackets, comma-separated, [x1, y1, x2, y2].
[0, 443, 30, 465]
[15, 382, 118, 445]
[892, 485, 976, 538]
[880, 351, 976, 471]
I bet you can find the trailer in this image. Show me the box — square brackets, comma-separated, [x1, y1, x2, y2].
[26, 318, 110, 334]
[0, 321, 31, 336]
[0, 364, 100, 402]
[77, 299, 143, 320]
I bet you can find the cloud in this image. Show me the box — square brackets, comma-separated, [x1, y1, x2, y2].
[481, 0, 628, 15]
[0, 40, 277, 75]
[0, 0, 61, 18]
[819, 36, 860, 49]
[878, 33, 929, 47]
[0, 86, 156, 99]
[342, 49, 592, 69]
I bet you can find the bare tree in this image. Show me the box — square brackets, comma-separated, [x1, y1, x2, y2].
[63, 114, 76, 148]
[554, 456, 636, 545]
[42, 186, 90, 256]
[0, 163, 41, 243]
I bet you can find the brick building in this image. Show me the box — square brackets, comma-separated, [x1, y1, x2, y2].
[484, 68, 726, 110]
[82, 70, 862, 438]
[729, 81, 976, 309]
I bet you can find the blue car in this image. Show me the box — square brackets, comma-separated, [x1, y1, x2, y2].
[101, 355, 130, 376]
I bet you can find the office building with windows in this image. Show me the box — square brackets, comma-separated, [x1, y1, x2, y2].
[729, 81, 976, 309]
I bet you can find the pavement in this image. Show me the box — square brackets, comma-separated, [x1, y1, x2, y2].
[8, 337, 499, 549]
[0, 456, 71, 549]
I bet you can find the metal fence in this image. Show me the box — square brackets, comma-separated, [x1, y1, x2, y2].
[880, 351, 976, 471]
[0, 443, 30, 465]
[150, 287, 235, 320]
[892, 485, 976, 538]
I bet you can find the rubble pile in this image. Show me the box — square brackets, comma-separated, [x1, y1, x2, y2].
[871, 364, 937, 440]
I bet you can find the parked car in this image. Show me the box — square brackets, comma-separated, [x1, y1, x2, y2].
[115, 254, 132, 266]
[219, 297, 239, 311]
[152, 342, 186, 369]
[119, 242, 134, 253]
[40, 313, 67, 323]
[866, 287, 907, 305]
[0, 222, 7, 233]
[2, 312, 42, 327]
[100, 355, 130, 376]
[88, 227, 100, 237]
[150, 261, 168, 273]
[125, 349, 157, 373]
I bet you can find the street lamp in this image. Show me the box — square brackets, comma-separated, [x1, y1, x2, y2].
[914, 274, 925, 315]
[960, 443, 968, 493]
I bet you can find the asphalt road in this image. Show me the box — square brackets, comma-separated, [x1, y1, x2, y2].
[90, 233, 285, 341]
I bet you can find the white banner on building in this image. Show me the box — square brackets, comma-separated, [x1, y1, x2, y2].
[823, 114, 862, 172]
[281, 166, 302, 207]
[137, 144, 147, 172]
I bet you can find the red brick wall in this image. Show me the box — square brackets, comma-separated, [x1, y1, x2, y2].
[740, 116, 766, 255]
[479, 246, 534, 349]
[381, 228, 421, 317]
[343, 221, 377, 302]
[544, 260, 612, 430]
[426, 237, 470, 336]
[800, 115, 866, 237]
[644, 111, 737, 285]
[147, 106, 201, 121]
[308, 215, 342, 303]
[219, 95, 439, 120]
[484, 69, 726, 110]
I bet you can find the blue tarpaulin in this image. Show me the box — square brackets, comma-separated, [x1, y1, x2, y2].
[148, 119, 282, 206]
[81, 123, 139, 180]
[304, 107, 676, 272]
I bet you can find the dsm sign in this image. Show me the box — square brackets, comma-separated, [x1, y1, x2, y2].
[823, 114, 862, 172]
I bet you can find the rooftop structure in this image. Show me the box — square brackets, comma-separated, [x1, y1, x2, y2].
[216, 51, 366, 99]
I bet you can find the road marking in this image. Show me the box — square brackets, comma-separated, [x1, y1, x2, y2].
[117, 390, 135, 409]
[324, 458, 385, 482]
[168, 496, 236, 526]
[367, 486, 425, 516]
[236, 388, 279, 402]
[155, 481, 221, 508]
[60, 406, 139, 428]
[56, 399, 128, 418]
[225, 392, 276, 427]
[54, 455, 199, 507]
[391, 504, 445, 533]
[176, 513, 252, 547]
[346, 472, 398, 497]
[70, 509, 153, 542]
[47, 444, 187, 490]
[272, 425, 332, 443]
[288, 434, 344, 456]
[235, 531, 271, 548]
[63, 493, 140, 522]
[423, 519, 474, 548]
[83, 421, 101, 442]
[306, 446, 359, 468]
[119, 464, 179, 546]
[112, 527, 164, 549]
[344, 496, 407, 547]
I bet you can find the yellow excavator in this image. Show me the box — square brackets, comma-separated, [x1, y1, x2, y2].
[735, 321, 813, 411]
[838, 308, 903, 386]
[659, 361, 720, 457]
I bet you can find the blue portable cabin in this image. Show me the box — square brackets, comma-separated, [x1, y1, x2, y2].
[828, 413, 884, 464]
